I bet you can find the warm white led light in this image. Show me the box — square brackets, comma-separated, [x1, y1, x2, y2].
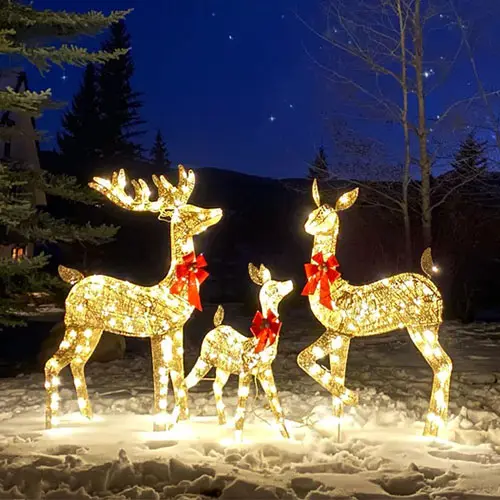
[185, 263, 293, 439]
[298, 179, 453, 438]
[44, 166, 222, 431]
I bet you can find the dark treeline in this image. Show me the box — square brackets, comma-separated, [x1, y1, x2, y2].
[27, 14, 500, 327]
[40, 147, 500, 325]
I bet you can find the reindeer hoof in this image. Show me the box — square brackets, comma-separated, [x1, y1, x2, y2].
[342, 388, 358, 406]
[178, 408, 189, 421]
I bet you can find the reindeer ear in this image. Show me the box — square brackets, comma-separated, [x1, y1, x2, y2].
[335, 188, 359, 211]
[248, 263, 263, 285]
[259, 264, 271, 284]
[312, 179, 321, 207]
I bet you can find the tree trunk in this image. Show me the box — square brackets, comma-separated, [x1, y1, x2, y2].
[397, 0, 412, 267]
[413, 0, 432, 248]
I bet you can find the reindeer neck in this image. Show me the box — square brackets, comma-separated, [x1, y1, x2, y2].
[261, 301, 279, 319]
[159, 221, 194, 287]
[312, 231, 338, 259]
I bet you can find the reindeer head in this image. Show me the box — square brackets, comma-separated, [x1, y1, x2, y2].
[304, 179, 358, 237]
[90, 165, 223, 236]
[248, 263, 293, 317]
[243, 263, 293, 371]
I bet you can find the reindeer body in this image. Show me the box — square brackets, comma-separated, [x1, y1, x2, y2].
[45, 166, 222, 431]
[185, 264, 293, 440]
[64, 278, 190, 336]
[196, 326, 277, 375]
[298, 182, 452, 438]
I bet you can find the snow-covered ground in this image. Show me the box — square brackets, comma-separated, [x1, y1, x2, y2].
[1, 316, 500, 499]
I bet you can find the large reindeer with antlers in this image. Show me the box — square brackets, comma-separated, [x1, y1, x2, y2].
[45, 165, 222, 431]
[298, 180, 452, 438]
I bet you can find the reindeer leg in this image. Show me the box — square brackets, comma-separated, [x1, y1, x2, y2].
[169, 329, 189, 423]
[70, 328, 103, 421]
[151, 335, 170, 432]
[297, 330, 358, 406]
[257, 369, 289, 439]
[213, 368, 230, 425]
[408, 325, 452, 438]
[44, 326, 87, 429]
[234, 373, 252, 442]
[329, 334, 351, 421]
[185, 358, 211, 389]
[45, 349, 72, 429]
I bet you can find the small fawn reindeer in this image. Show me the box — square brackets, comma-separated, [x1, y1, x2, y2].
[298, 180, 452, 438]
[185, 263, 293, 440]
[45, 166, 222, 431]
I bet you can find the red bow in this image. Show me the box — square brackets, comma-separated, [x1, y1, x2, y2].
[170, 252, 209, 311]
[250, 310, 282, 353]
[301, 252, 341, 310]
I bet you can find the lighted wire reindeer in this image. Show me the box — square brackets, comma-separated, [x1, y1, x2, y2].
[298, 180, 452, 438]
[185, 263, 293, 440]
[45, 165, 222, 431]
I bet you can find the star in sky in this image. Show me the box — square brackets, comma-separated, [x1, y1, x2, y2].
[32, 0, 500, 179]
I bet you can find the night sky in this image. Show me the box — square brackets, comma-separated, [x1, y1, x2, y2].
[25, 1, 500, 179]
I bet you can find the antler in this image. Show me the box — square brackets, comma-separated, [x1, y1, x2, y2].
[152, 165, 195, 208]
[89, 165, 195, 213]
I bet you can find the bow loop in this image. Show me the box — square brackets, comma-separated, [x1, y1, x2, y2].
[170, 251, 209, 310]
[301, 251, 341, 310]
[250, 310, 282, 353]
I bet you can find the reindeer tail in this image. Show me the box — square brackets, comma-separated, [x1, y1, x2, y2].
[58, 265, 85, 285]
[420, 248, 439, 278]
[213, 305, 224, 327]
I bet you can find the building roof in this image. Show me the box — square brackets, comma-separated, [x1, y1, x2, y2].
[0, 67, 46, 206]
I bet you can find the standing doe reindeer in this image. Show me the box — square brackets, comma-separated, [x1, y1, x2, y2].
[185, 263, 293, 440]
[298, 180, 452, 438]
[45, 165, 222, 431]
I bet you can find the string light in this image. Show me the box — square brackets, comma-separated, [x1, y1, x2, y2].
[298, 180, 453, 438]
[185, 263, 293, 441]
[44, 166, 223, 431]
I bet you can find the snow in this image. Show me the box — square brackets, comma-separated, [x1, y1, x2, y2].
[1, 318, 500, 498]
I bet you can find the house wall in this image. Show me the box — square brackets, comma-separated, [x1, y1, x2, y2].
[0, 68, 46, 258]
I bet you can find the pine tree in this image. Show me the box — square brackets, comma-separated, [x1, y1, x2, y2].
[0, 1, 127, 326]
[451, 133, 487, 177]
[98, 20, 144, 161]
[308, 146, 330, 180]
[57, 63, 101, 183]
[150, 130, 171, 170]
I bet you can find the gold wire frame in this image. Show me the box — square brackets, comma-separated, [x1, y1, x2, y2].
[298, 180, 453, 438]
[44, 166, 223, 431]
[185, 263, 293, 441]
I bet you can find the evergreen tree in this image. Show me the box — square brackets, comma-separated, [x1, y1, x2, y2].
[0, 1, 127, 326]
[308, 146, 330, 179]
[98, 20, 144, 161]
[150, 130, 171, 170]
[451, 133, 487, 177]
[57, 63, 101, 183]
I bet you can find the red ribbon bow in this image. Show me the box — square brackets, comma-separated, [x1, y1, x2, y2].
[301, 252, 341, 310]
[250, 310, 282, 353]
[170, 252, 209, 311]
